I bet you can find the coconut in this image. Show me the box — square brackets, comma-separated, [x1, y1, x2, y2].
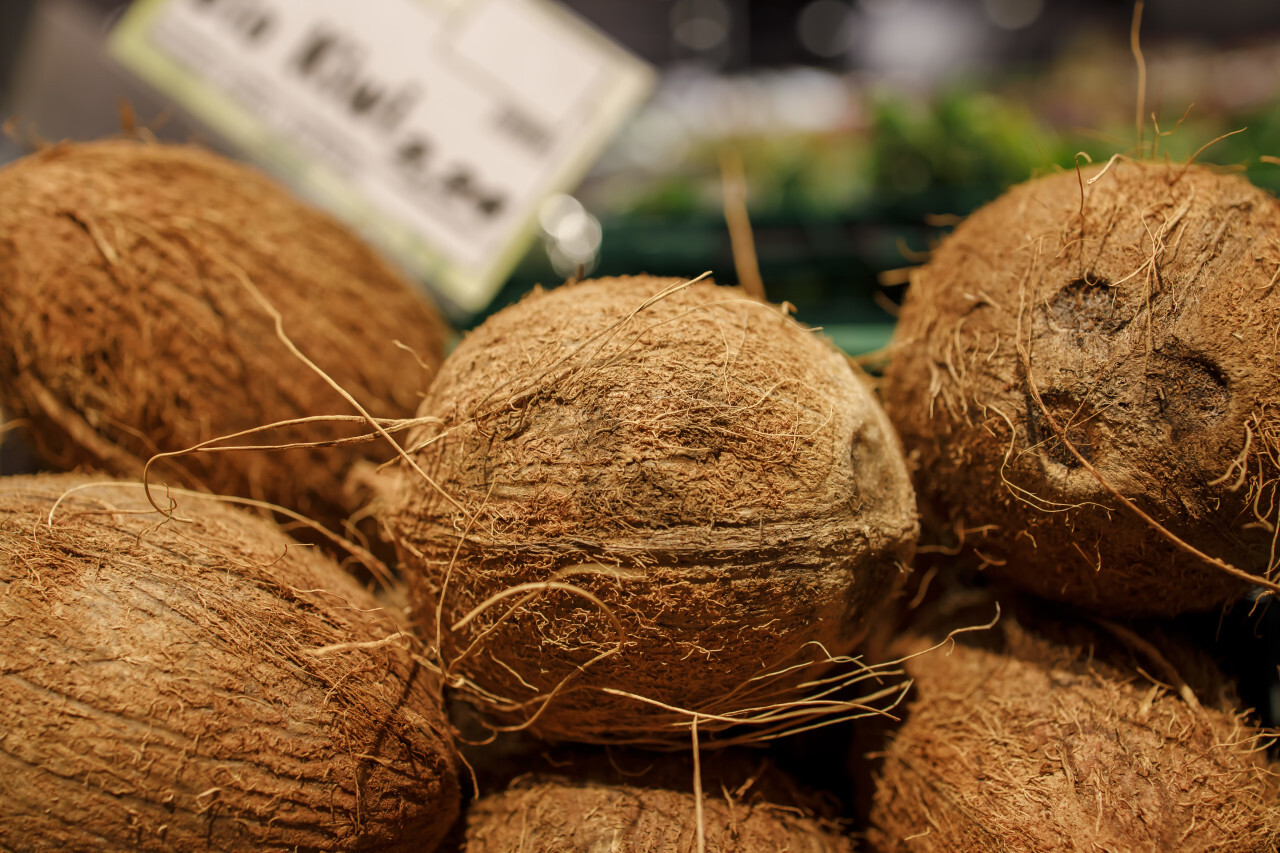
[381, 275, 918, 744]
[466, 748, 854, 853]
[0, 473, 460, 852]
[882, 159, 1280, 615]
[863, 593, 1280, 852]
[0, 139, 448, 530]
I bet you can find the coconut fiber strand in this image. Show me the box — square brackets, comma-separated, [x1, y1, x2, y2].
[883, 159, 1280, 615]
[865, 595, 1280, 852]
[0, 473, 460, 852]
[467, 748, 854, 853]
[383, 275, 918, 744]
[0, 139, 448, 528]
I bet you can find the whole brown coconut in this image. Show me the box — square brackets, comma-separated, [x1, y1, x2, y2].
[883, 159, 1280, 614]
[466, 749, 854, 853]
[0, 473, 460, 852]
[382, 275, 918, 744]
[0, 139, 448, 529]
[863, 593, 1280, 853]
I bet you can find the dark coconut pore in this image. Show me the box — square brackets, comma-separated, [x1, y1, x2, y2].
[0, 139, 448, 530]
[883, 159, 1280, 615]
[466, 749, 854, 853]
[0, 474, 460, 853]
[384, 275, 918, 744]
[864, 593, 1280, 852]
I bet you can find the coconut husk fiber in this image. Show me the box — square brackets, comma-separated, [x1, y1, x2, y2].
[0, 473, 460, 852]
[466, 747, 854, 853]
[863, 590, 1280, 852]
[0, 139, 448, 531]
[381, 275, 918, 744]
[882, 159, 1280, 615]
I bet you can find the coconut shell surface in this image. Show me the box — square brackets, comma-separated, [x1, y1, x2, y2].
[864, 595, 1280, 852]
[0, 139, 448, 529]
[383, 275, 918, 744]
[0, 473, 460, 852]
[882, 160, 1280, 615]
[466, 749, 854, 853]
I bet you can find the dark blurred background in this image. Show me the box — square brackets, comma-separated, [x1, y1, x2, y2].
[3, 0, 1279, 345]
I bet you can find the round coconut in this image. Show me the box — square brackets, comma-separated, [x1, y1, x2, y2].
[863, 594, 1280, 852]
[0, 139, 448, 530]
[466, 748, 854, 853]
[381, 275, 918, 744]
[882, 159, 1280, 615]
[0, 473, 460, 852]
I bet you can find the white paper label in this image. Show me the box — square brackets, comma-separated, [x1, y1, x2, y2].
[111, 0, 654, 314]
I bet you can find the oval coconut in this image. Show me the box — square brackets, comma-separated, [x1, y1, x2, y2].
[0, 473, 460, 852]
[466, 748, 854, 853]
[882, 160, 1280, 615]
[0, 139, 448, 529]
[382, 275, 918, 744]
[864, 594, 1280, 852]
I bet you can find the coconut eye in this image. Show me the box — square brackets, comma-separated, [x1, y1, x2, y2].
[1025, 389, 1098, 470]
[1045, 278, 1127, 334]
[1148, 352, 1231, 430]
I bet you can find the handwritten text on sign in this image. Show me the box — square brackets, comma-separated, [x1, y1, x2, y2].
[113, 0, 654, 313]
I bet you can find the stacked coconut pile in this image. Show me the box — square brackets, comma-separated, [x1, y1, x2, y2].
[870, 159, 1280, 852]
[376, 271, 920, 850]
[0, 140, 462, 851]
[0, 139, 920, 851]
[1, 136, 1277, 852]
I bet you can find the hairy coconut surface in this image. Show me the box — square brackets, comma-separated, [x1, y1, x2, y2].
[864, 593, 1280, 853]
[0, 139, 448, 529]
[0, 473, 460, 852]
[883, 159, 1280, 615]
[383, 275, 918, 744]
[466, 748, 854, 853]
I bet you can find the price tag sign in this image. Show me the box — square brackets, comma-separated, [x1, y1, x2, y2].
[111, 0, 654, 315]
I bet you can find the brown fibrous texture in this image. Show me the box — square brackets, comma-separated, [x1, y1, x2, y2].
[382, 275, 918, 744]
[883, 159, 1280, 615]
[0, 473, 461, 852]
[865, 596, 1280, 853]
[466, 748, 855, 853]
[0, 139, 448, 529]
